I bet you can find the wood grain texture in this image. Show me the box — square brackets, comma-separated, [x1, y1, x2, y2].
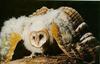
[10, 55, 69, 64]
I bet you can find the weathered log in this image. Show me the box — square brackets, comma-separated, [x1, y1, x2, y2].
[10, 54, 69, 64]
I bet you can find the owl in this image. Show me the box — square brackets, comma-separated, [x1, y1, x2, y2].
[0, 6, 99, 64]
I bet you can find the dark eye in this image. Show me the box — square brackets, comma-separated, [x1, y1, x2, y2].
[39, 34, 43, 40]
[32, 36, 35, 39]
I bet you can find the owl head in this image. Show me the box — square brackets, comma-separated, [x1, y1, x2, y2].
[29, 28, 49, 48]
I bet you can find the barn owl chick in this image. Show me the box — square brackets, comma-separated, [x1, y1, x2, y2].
[22, 25, 49, 56]
[0, 7, 72, 62]
[0, 6, 99, 64]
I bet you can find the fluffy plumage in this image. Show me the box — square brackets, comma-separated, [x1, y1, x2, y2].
[0, 6, 99, 64]
[0, 7, 62, 62]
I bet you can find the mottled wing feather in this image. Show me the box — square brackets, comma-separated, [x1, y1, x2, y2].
[5, 32, 21, 63]
[50, 21, 71, 57]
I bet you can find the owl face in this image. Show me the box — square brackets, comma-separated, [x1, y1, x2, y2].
[29, 29, 49, 48]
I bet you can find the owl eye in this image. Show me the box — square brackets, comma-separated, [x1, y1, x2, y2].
[32, 36, 35, 39]
[39, 34, 43, 40]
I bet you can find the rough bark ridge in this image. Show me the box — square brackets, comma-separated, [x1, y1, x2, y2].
[9, 52, 99, 64]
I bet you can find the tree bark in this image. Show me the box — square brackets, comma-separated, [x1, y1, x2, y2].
[10, 54, 69, 64]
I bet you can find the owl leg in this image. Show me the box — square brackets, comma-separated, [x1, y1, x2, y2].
[50, 21, 71, 58]
[5, 32, 21, 63]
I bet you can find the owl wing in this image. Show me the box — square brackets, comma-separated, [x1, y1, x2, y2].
[49, 7, 78, 58]
[50, 21, 72, 58]
[0, 32, 21, 63]
[50, 7, 100, 60]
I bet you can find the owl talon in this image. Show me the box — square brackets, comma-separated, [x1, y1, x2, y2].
[24, 55, 35, 59]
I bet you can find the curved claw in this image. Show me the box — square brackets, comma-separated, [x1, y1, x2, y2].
[24, 54, 35, 59]
[5, 32, 21, 63]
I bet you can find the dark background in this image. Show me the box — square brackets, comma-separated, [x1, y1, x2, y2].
[0, 0, 100, 60]
[0, 1, 100, 40]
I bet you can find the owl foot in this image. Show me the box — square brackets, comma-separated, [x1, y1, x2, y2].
[24, 55, 35, 59]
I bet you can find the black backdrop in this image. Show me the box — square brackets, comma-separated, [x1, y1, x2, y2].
[0, 0, 100, 60]
[0, 1, 100, 40]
